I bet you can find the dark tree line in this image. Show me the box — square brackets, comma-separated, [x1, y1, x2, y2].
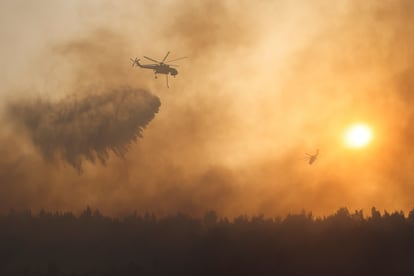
[1, 207, 414, 275]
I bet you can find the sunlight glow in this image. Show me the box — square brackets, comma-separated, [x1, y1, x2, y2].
[344, 123, 373, 148]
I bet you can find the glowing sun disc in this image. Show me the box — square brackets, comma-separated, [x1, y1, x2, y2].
[344, 124, 373, 148]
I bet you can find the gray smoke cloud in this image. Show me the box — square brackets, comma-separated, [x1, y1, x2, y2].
[7, 88, 160, 172]
[3, 0, 414, 217]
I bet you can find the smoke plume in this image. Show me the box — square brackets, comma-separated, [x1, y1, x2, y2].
[8, 88, 160, 172]
[3, 0, 414, 217]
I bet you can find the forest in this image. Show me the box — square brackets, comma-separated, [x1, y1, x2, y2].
[1, 207, 414, 275]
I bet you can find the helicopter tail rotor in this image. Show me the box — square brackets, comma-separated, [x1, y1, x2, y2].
[130, 58, 140, 67]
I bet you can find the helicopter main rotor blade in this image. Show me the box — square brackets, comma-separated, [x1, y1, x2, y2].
[161, 51, 170, 63]
[144, 56, 160, 63]
[169, 64, 179, 67]
[166, 56, 188, 63]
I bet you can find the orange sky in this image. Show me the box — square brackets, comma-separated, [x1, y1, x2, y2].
[1, 0, 414, 217]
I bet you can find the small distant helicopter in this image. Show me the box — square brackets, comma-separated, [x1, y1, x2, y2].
[130, 51, 187, 88]
[305, 149, 319, 165]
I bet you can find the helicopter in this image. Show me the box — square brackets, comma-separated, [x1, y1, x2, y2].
[305, 149, 319, 165]
[130, 51, 187, 88]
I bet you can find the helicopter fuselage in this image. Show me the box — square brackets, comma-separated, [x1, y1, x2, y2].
[138, 63, 178, 76]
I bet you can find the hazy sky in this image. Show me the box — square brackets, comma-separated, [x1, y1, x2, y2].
[1, 0, 414, 217]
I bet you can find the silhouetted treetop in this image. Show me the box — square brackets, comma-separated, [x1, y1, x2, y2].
[2, 207, 414, 275]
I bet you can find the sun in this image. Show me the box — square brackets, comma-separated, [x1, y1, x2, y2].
[344, 123, 373, 148]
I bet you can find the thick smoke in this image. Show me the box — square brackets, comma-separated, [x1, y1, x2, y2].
[8, 88, 160, 172]
[3, 0, 414, 217]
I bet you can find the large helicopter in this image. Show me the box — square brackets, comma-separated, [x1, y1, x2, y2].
[305, 149, 319, 165]
[130, 51, 187, 88]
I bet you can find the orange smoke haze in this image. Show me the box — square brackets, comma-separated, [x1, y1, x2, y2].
[1, 0, 414, 217]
